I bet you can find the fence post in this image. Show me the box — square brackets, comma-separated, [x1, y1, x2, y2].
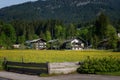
[3, 57, 7, 70]
[47, 62, 50, 74]
[21, 56, 24, 73]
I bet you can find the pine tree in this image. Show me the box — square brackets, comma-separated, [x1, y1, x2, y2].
[93, 13, 118, 49]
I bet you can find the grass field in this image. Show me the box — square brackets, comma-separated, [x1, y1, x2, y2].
[0, 50, 120, 63]
[0, 50, 120, 75]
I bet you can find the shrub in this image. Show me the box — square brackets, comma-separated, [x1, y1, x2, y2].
[77, 56, 120, 74]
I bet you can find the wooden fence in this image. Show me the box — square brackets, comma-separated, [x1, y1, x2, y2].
[2, 59, 49, 75]
[2, 58, 81, 75]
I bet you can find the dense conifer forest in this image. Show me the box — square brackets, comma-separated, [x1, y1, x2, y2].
[0, 0, 120, 50]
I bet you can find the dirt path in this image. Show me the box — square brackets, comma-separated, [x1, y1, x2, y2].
[0, 71, 120, 80]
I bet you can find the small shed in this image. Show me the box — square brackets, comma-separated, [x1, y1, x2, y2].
[26, 38, 47, 50]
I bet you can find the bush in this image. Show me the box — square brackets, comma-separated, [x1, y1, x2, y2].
[77, 56, 120, 74]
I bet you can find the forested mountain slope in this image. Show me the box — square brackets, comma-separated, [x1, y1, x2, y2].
[0, 0, 120, 23]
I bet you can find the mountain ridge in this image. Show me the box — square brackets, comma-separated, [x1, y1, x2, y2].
[0, 0, 120, 23]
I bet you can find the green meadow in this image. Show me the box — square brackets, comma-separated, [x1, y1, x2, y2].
[0, 50, 120, 63]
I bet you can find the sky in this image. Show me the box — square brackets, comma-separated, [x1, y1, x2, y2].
[0, 0, 38, 9]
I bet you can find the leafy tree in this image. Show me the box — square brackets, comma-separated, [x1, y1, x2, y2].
[55, 25, 65, 39]
[39, 31, 46, 39]
[0, 32, 6, 46]
[93, 13, 118, 49]
[45, 31, 51, 41]
[106, 25, 118, 49]
[0, 22, 16, 48]
[95, 12, 109, 39]
[66, 23, 76, 38]
[18, 35, 26, 44]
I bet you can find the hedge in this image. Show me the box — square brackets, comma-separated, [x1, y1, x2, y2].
[77, 56, 120, 74]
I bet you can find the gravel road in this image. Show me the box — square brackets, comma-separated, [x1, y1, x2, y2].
[0, 77, 12, 80]
[0, 71, 120, 80]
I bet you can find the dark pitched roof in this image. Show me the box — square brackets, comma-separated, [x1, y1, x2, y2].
[26, 38, 46, 43]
